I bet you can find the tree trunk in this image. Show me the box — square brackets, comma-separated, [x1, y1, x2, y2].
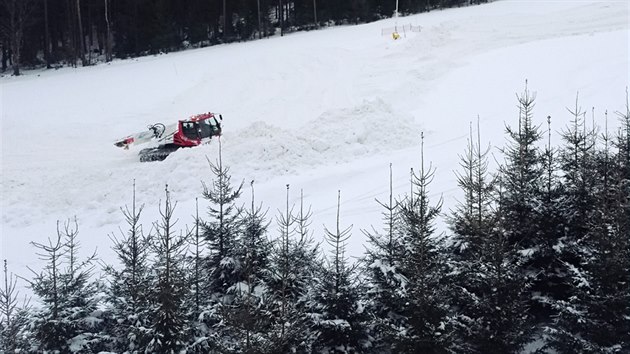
[1, 44, 8, 72]
[7, 0, 25, 75]
[222, 0, 227, 40]
[65, 0, 77, 66]
[133, 0, 139, 56]
[104, 0, 112, 61]
[257, 0, 261, 39]
[313, 0, 318, 27]
[44, 0, 51, 68]
[87, 0, 93, 63]
[76, 0, 87, 66]
[278, 0, 283, 36]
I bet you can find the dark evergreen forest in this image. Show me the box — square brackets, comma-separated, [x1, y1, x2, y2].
[0, 0, 486, 75]
[1, 88, 629, 353]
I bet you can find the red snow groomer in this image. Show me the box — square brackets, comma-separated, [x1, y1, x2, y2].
[114, 112, 222, 162]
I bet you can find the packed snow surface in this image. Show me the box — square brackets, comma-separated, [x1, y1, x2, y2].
[1, 0, 628, 296]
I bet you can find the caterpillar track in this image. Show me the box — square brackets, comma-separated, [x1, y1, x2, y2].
[139, 146, 179, 162]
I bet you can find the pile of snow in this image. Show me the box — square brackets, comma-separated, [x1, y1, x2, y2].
[222, 98, 422, 175]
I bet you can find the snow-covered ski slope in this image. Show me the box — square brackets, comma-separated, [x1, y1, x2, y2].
[1, 0, 629, 285]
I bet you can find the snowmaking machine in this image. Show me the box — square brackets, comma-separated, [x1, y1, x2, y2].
[114, 112, 222, 162]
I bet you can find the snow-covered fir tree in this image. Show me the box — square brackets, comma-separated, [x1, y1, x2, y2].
[145, 186, 189, 353]
[201, 141, 244, 296]
[267, 186, 321, 352]
[361, 163, 407, 352]
[448, 120, 494, 261]
[0, 260, 31, 353]
[224, 181, 275, 353]
[183, 198, 214, 353]
[308, 191, 368, 354]
[557, 96, 599, 247]
[473, 86, 564, 350]
[198, 140, 244, 350]
[394, 134, 452, 353]
[494, 86, 547, 339]
[27, 228, 65, 352]
[446, 120, 503, 353]
[549, 96, 601, 319]
[497, 85, 544, 258]
[545, 100, 630, 353]
[104, 182, 154, 353]
[531, 115, 567, 319]
[29, 219, 105, 353]
[471, 184, 532, 353]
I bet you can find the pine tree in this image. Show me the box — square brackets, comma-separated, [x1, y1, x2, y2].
[362, 163, 407, 352]
[189, 198, 205, 316]
[448, 119, 494, 260]
[603, 93, 630, 352]
[105, 181, 154, 352]
[472, 187, 531, 353]
[582, 108, 630, 351]
[183, 198, 213, 353]
[226, 181, 274, 353]
[550, 97, 600, 322]
[474, 85, 554, 350]
[59, 219, 106, 352]
[615, 90, 630, 188]
[145, 185, 189, 353]
[497, 84, 544, 254]
[612, 92, 630, 269]
[270, 184, 297, 351]
[531, 115, 568, 318]
[557, 94, 599, 259]
[29, 219, 104, 353]
[268, 186, 321, 352]
[199, 141, 244, 350]
[545, 98, 630, 353]
[446, 119, 498, 353]
[495, 84, 549, 335]
[395, 133, 451, 353]
[201, 141, 244, 296]
[28, 227, 65, 351]
[542, 97, 597, 351]
[0, 260, 31, 353]
[309, 191, 368, 354]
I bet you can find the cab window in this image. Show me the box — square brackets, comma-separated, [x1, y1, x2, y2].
[198, 120, 213, 138]
[182, 122, 198, 139]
